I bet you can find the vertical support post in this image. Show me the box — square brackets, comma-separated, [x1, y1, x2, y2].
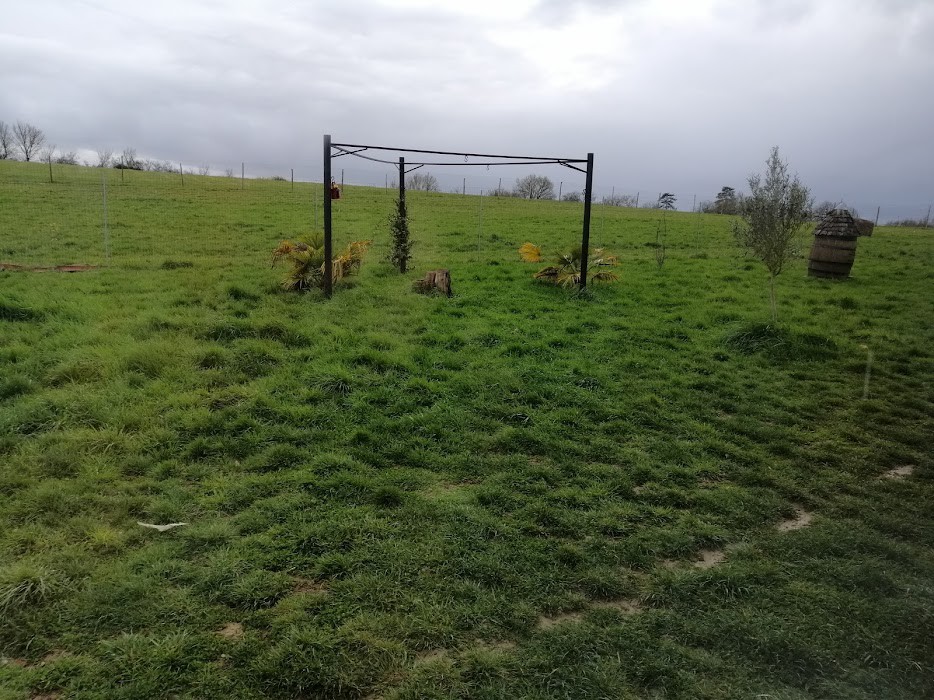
[463, 177, 466, 196]
[874, 206, 880, 226]
[291, 168, 294, 191]
[635, 191, 639, 207]
[398, 157, 406, 273]
[580, 152, 595, 290]
[692, 194, 697, 213]
[323, 134, 333, 298]
[558, 181, 563, 201]
[241, 162, 244, 190]
[341, 168, 344, 190]
[101, 170, 110, 264]
[180, 163, 184, 186]
[48, 153, 53, 184]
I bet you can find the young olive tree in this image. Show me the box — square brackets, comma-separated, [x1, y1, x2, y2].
[732, 146, 812, 323]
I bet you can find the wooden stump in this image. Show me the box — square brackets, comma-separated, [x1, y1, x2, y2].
[413, 269, 452, 297]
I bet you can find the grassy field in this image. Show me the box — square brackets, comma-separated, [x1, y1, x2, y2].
[1, 160, 933, 699]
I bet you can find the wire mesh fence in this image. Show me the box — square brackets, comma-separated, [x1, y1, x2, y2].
[1, 159, 930, 274]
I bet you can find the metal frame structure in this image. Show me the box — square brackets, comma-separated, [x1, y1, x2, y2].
[323, 134, 594, 297]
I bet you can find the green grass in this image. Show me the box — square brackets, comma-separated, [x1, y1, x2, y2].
[1, 159, 933, 699]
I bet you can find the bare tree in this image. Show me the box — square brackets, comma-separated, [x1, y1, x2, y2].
[116, 147, 143, 170]
[224, 167, 234, 178]
[732, 146, 812, 323]
[13, 121, 46, 161]
[562, 191, 582, 202]
[0, 121, 14, 159]
[514, 174, 555, 200]
[198, 164, 211, 176]
[406, 172, 439, 191]
[96, 148, 113, 167]
[55, 151, 79, 165]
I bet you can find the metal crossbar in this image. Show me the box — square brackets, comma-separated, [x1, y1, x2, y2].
[322, 135, 594, 298]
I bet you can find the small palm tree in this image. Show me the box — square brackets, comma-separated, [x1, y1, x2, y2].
[272, 234, 370, 292]
[532, 245, 619, 288]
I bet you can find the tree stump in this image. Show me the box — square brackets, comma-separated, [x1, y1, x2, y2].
[413, 269, 452, 297]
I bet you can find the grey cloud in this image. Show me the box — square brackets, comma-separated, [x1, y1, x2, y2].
[1, 0, 931, 215]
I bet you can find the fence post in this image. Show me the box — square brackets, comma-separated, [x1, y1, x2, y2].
[241, 162, 244, 190]
[558, 181, 563, 201]
[180, 163, 184, 186]
[874, 206, 880, 226]
[463, 177, 466, 196]
[291, 168, 294, 191]
[101, 171, 110, 264]
[48, 153, 53, 184]
[477, 188, 483, 261]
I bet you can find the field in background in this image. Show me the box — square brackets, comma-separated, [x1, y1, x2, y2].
[1, 160, 933, 699]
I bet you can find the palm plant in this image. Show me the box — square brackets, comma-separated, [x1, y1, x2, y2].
[530, 245, 619, 287]
[272, 234, 370, 292]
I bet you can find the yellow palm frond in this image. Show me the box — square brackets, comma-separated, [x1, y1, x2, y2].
[519, 242, 542, 263]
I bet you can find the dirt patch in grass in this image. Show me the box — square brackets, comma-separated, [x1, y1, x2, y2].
[591, 598, 643, 615]
[777, 508, 813, 532]
[538, 611, 585, 629]
[414, 649, 448, 665]
[882, 466, 914, 481]
[693, 549, 727, 569]
[217, 622, 244, 640]
[291, 577, 329, 594]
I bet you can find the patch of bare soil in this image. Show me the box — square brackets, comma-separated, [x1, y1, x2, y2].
[591, 598, 643, 615]
[776, 508, 813, 532]
[217, 622, 244, 640]
[414, 649, 448, 665]
[291, 577, 329, 594]
[693, 549, 727, 569]
[882, 466, 914, 481]
[537, 611, 585, 629]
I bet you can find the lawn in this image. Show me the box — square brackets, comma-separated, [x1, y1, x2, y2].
[1, 160, 932, 699]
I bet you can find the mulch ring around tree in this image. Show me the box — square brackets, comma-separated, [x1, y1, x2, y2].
[0, 263, 99, 272]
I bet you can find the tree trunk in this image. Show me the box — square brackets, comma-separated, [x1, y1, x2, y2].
[769, 274, 778, 324]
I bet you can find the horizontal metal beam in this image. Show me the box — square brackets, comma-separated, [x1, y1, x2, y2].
[332, 141, 587, 164]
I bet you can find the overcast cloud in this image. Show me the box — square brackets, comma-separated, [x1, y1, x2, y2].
[2, 0, 932, 215]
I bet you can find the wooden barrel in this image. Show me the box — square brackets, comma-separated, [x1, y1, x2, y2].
[808, 236, 858, 279]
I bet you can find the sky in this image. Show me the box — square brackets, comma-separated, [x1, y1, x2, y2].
[2, 0, 932, 217]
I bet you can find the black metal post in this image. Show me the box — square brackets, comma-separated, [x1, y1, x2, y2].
[323, 134, 333, 298]
[398, 157, 407, 272]
[580, 152, 594, 290]
[398, 157, 405, 206]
